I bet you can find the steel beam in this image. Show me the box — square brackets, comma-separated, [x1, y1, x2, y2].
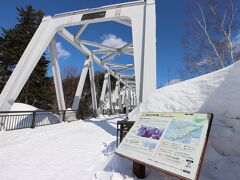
[49, 37, 66, 111]
[0, 17, 56, 111]
[91, 49, 116, 55]
[131, 0, 156, 102]
[101, 42, 133, 61]
[113, 80, 120, 103]
[58, 28, 129, 87]
[89, 60, 98, 116]
[75, 24, 88, 39]
[118, 90, 123, 113]
[114, 19, 132, 27]
[125, 87, 130, 117]
[107, 71, 113, 115]
[72, 57, 91, 110]
[122, 86, 126, 105]
[99, 73, 108, 111]
[80, 40, 116, 51]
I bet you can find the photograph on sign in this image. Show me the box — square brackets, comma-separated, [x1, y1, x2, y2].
[115, 112, 212, 180]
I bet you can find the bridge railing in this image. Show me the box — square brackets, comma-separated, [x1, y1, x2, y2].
[0, 110, 77, 131]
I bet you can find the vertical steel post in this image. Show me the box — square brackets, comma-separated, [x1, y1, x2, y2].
[126, 87, 130, 118]
[72, 57, 91, 110]
[113, 80, 120, 113]
[89, 59, 98, 117]
[107, 71, 113, 115]
[131, 0, 156, 103]
[49, 37, 66, 111]
[99, 73, 108, 113]
[118, 85, 122, 113]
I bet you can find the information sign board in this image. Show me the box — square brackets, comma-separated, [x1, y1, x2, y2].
[115, 112, 213, 180]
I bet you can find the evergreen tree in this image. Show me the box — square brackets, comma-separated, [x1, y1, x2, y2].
[0, 5, 54, 110]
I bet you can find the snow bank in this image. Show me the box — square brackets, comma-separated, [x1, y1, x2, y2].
[10, 103, 39, 111]
[130, 61, 240, 180]
[1, 103, 60, 130]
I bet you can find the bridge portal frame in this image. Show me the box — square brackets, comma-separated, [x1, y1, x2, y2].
[0, 0, 156, 113]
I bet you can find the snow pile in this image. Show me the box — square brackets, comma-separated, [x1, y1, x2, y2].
[130, 61, 240, 180]
[10, 102, 39, 111]
[3, 103, 60, 129]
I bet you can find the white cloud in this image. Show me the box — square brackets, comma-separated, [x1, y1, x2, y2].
[100, 34, 127, 60]
[196, 59, 210, 66]
[101, 34, 127, 48]
[56, 42, 70, 59]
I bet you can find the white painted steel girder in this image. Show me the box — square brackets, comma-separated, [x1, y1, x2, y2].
[99, 73, 108, 110]
[113, 80, 120, 103]
[107, 71, 113, 114]
[49, 37, 66, 111]
[72, 57, 91, 110]
[89, 60, 98, 112]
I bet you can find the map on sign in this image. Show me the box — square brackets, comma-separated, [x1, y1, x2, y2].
[163, 120, 203, 145]
[115, 112, 212, 180]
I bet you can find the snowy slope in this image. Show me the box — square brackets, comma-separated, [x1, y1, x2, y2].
[130, 61, 240, 180]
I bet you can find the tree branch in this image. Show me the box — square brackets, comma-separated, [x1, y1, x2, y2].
[195, 5, 225, 68]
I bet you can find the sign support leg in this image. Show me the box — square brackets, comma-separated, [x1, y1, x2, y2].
[133, 162, 145, 178]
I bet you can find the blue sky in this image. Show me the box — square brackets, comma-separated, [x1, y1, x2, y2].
[0, 0, 190, 87]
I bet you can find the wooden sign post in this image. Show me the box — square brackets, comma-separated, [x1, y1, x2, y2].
[133, 162, 145, 178]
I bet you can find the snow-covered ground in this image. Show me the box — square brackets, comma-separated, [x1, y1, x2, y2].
[0, 115, 126, 180]
[1, 61, 240, 179]
[0, 115, 176, 180]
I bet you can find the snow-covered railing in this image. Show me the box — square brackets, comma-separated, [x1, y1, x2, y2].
[0, 110, 76, 131]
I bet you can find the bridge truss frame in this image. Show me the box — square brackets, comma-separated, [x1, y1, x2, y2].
[0, 0, 156, 115]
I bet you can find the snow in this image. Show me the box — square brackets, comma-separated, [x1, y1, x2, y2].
[0, 113, 168, 180]
[4, 103, 60, 129]
[1, 61, 240, 179]
[10, 102, 39, 111]
[130, 61, 240, 180]
[0, 115, 125, 180]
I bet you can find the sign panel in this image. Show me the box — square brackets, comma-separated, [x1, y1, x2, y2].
[115, 112, 212, 180]
[81, 11, 106, 21]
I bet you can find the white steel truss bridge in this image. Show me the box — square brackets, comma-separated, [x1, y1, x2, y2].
[0, 0, 156, 116]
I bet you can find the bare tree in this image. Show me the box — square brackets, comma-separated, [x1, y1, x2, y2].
[62, 66, 80, 80]
[60, 66, 105, 119]
[183, 0, 240, 77]
[62, 66, 80, 108]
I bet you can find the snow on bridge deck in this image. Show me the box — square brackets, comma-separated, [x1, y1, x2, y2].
[0, 115, 132, 180]
[0, 114, 180, 180]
